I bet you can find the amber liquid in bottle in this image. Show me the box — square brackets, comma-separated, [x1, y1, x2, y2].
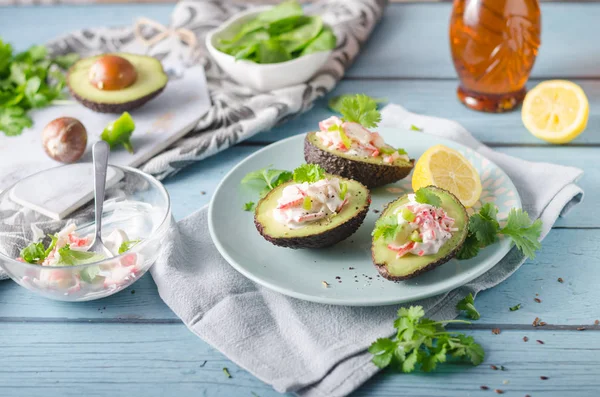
[450, 0, 541, 112]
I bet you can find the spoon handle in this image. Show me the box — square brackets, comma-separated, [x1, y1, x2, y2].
[92, 141, 110, 242]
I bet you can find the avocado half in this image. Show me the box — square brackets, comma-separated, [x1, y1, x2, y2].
[254, 176, 370, 249]
[372, 186, 469, 281]
[67, 53, 168, 113]
[304, 132, 414, 188]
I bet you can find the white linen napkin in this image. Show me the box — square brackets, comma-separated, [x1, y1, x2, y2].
[134, 105, 580, 395]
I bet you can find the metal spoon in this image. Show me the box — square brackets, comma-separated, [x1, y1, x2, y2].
[88, 141, 112, 256]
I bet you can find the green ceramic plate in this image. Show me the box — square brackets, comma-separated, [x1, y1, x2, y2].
[208, 130, 521, 306]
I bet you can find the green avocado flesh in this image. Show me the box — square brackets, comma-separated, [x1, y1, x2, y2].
[304, 132, 414, 188]
[67, 53, 167, 111]
[254, 176, 370, 248]
[372, 186, 468, 280]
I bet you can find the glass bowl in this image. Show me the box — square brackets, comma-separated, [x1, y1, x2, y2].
[0, 164, 171, 301]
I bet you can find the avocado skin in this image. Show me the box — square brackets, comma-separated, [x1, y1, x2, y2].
[68, 84, 166, 114]
[254, 187, 371, 249]
[303, 133, 414, 188]
[372, 186, 469, 281]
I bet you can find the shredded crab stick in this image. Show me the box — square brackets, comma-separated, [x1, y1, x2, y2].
[273, 177, 349, 229]
[390, 194, 457, 258]
[315, 116, 410, 163]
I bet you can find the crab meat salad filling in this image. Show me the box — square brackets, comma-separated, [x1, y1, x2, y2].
[387, 194, 458, 258]
[316, 115, 410, 164]
[273, 177, 349, 229]
[16, 223, 142, 294]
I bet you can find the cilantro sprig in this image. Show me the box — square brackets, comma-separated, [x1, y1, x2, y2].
[19, 233, 58, 264]
[241, 166, 293, 198]
[328, 94, 387, 114]
[338, 94, 381, 129]
[414, 188, 442, 207]
[292, 164, 325, 183]
[240, 164, 326, 211]
[456, 293, 480, 320]
[457, 203, 542, 260]
[0, 40, 79, 136]
[118, 239, 141, 255]
[369, 306, 484, 373]
[372, 216, 399, 242]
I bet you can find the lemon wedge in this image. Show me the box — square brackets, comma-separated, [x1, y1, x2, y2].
[522, 80, 589, 144]
[412, 145, 481, 208]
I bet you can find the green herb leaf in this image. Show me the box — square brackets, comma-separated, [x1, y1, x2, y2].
[56, 244, 105, 266]
[456, 233, 480, 260]
[410, 124, 422, 131]
[369, 305, 484, 372]
[118, 239, 141, 255]
[51, 53, 79, 69]
[414, 188, 442, 207]
[372, 216, 399, 242]
[509, 303, 521, 311]
[243, 201, 255, 211]
[222, 367, 232, 379]
[397, 148, 408, 155]
[0, 107, 32, 136]
[456, 293, 480, 320]
[101, 112, 136, 153]
[79, 265, 102, 283]
[20, 242, 46, 264]
[241, 166, 293, 198]
[338, 94, 381, 129]
[328, 94, 387, 114]
[500, 208, 543, 259]
[292, 164, 326, 183]
[469, 209, 499, 247]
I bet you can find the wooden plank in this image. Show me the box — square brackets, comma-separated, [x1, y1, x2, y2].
[253, 79, 600, 145]
[3, 3, 600, 80]
[0, 323, 598, 396]
[1, 228, 598, 325]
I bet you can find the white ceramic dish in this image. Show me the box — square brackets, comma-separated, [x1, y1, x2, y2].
[208, 130, 522, 306]
[205, 8, 333, 92]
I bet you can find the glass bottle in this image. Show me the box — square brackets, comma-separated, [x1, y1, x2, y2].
[449, 0, 541, 112]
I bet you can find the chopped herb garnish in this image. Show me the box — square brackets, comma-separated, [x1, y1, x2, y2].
[509, 303, 521, 311]
[456, 293, 480, 320]
[118, 239, 141, 254]
[457, 203, 542, 260]
[369, 305, 484, 372]
[372, 216, 399, 242]
[56, 244, 105, 266]
[410, 124, 422, 131]
[414, 188, 442, 207]
[397, 148, 408, 155]
[292, 164, 325, 183]
[328, 94, 386, 114]
[243, 201, 255, 211]
[241, 166, 293, 198]
[222, 367, 232, 378]
[338, 94, 381, 129]
[20, 242, 46, 264]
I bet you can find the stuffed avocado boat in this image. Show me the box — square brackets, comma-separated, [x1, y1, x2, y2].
[304, 94, 414, 188]
[371, 186, 469, 281]
[253, 166, 370, 249]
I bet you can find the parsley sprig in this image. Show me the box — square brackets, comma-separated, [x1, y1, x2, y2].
[369, 306, 484, 372]
[457, 203, 542, 260]
[0, 40, 79, 136]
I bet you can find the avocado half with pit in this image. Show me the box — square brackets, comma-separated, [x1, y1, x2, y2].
[254, 176, 370, 249]
[372, 186, 469, 281]
[67, 53, 168, 113]
[304, 132, 414, 188]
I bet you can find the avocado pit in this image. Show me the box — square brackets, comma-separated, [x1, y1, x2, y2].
[88, 54, 138, 91]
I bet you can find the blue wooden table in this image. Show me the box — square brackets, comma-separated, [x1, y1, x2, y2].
[1, 2, 600, 396]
